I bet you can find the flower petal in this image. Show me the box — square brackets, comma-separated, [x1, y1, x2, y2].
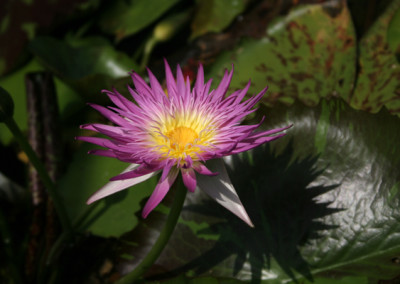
[197, 159, 254, 227]
[181, 168, 196, 192]
[142, 166, 179, 218]
[110, 164, 161, 181]
[87, 164, 159, 204]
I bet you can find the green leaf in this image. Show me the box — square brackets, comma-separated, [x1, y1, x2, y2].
[28, 36, 137, 100]
[58, 142, 157, 237]
[207, 2, 356, 108]
[350, 0, 400, 116]
[98, 0, 181, 41]
[387, 5, 400, 54]
[29, 36, 137, 80]
[191, 0, 248, 39]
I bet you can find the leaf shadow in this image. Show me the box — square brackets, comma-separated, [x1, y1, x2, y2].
[156, 141, 343, 283]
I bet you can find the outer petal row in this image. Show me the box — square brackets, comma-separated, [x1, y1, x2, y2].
[87, 164, 159, 204]
[197, 159, 254, 227]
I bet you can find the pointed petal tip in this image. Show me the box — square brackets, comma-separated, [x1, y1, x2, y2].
[197, 159, 255, 227]
[141, 210, 149, 218]
[142, 167, 179, 218]
[86, 195, 99, 205]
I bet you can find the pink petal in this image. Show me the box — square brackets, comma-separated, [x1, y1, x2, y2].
[194, 64, 204, 93]
[181, 168, 196, 192]
[197, 159, 254, 227]
[110, 164, 160, 181]
[87, 164, 159, 204]
[142, 166, 179, 218]
[164, 58, 178, 99]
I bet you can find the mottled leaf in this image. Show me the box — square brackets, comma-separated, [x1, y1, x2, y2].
[387, 5, 400, 54]
[349, 0, 400, 116]
[207, 1, 356, 108]
[191, 0, 249, 39]
[98, 0, 181, 41]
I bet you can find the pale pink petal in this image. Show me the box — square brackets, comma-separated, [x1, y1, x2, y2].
[181, 168, 196, 192]
[110, 164, 161, 181]
[197, 159, 254, 227]
[142, 167, 179, 218]
[87, 164, 159, 204]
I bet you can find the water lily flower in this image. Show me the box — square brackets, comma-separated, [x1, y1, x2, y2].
[77, 60, 291, 227]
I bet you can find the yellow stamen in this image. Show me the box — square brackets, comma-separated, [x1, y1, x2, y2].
[166, 126, 198, 151]
[149, 112, 215, 161]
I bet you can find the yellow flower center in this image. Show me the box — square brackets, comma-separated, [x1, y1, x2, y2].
[166, 126, 198, 151]
[148, 112, 216, 162]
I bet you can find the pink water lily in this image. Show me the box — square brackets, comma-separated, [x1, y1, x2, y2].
[77, 60, 291, 227]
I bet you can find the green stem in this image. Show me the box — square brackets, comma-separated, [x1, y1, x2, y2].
[116, 181, 187, 284]
[4, 117, 73, 236]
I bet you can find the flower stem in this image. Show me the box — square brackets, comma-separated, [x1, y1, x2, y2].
[116, 180, 187, 284]
[4, 117, 73, 236]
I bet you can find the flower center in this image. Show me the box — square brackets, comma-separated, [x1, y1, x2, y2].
[166, 126, 198, 151]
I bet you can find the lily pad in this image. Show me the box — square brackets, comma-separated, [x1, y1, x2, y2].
[207, 1, 356, 108]
[349, 0, 400, 116]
